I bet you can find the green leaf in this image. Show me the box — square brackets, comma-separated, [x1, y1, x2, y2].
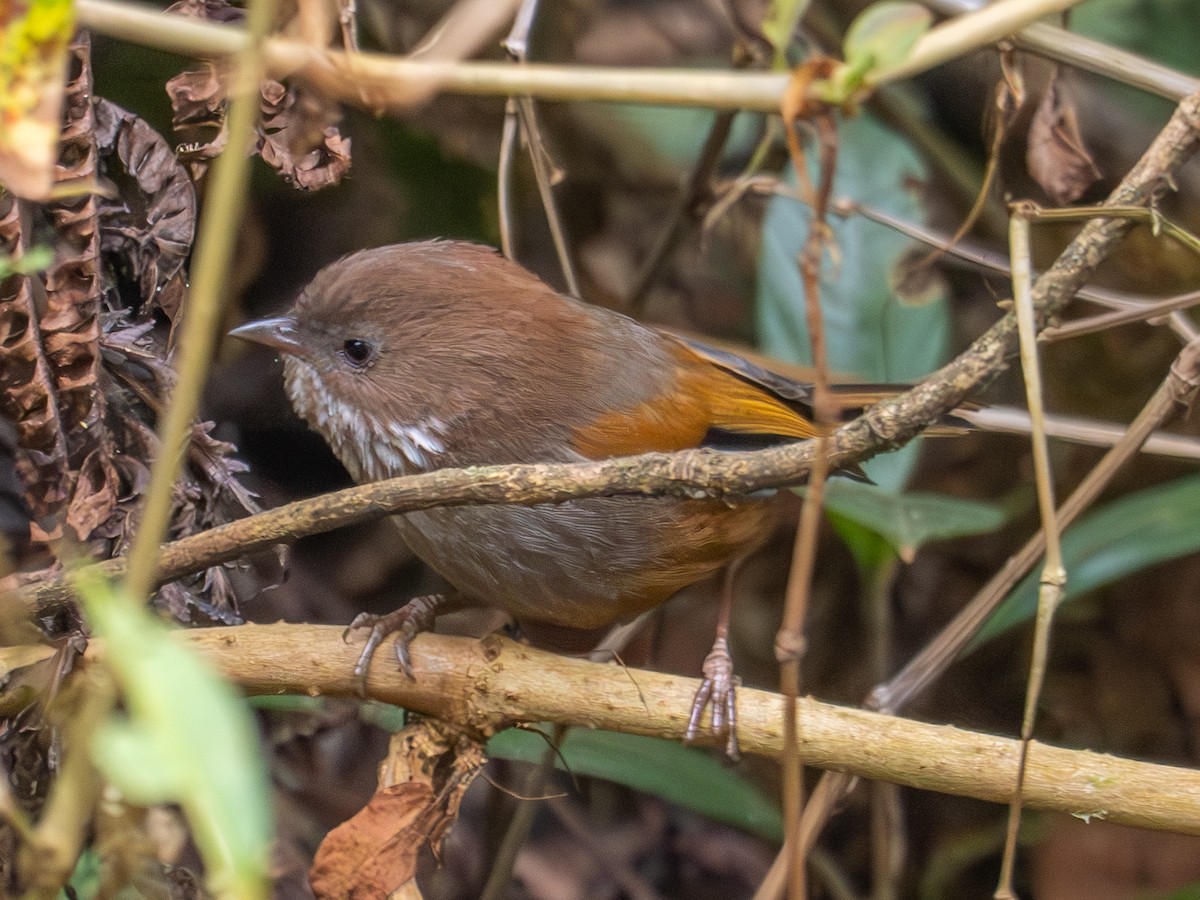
[488, 728, 783, 841]
[91, 720, 193, 801]
[0, 245, 53, 280]
[1153, 879, 1200, 900]
[843, 2, 932, 74]
[822, 480, 1007, 562]
[247, 694, 326, 713]
[756, 111, 950, 492]
[63, 847, 102, 899]
[761, 0, 813, 70]
[828, 512, 898, 572]
[972, 475, 1200, 648]
[77, 573, 272, 900]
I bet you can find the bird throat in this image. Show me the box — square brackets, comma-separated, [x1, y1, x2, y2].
[282, 357, 447, 482]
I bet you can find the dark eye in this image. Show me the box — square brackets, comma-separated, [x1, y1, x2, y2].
[341, 338, 375, 367]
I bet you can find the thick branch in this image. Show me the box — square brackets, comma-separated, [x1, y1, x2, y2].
[130, 625, 1200, 837]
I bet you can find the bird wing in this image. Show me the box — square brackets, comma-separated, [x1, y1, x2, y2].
[569, 338, 822, 460]
[675, 335, 974, 435]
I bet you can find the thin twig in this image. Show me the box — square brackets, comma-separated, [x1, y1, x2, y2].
[479, 725, 566, 900]
[994, 204, 1066, 900]
[774, 98, 842, 900]
[1042, 290, 1200, 342]
[865, 559, 903, 900]
[959, 406, 1200, 460]
[76, 0, 1111, 114]
[517, 96, 578, 295]
[924, 0, 1200, 101]
[122, 0, 273, 602]
[495, 0, 578, 293]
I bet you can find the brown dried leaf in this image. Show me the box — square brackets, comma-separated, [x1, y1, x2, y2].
[65, 445, 121, 541]
[0, 185, 70, 525]
[258, 86, 352, 191]
[310, 781, 432, 898]
[165, 61, 229, 180]
[94, 98, 197, 322]
[0, 418, 30, 542]
[1027, 78, 1101, 205]
[165, 0, 351, 189]
[310, 722, 485, 899]
[41, 34, 105, 464]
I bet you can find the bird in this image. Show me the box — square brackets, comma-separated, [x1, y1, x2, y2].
[230, 240, 927, 756]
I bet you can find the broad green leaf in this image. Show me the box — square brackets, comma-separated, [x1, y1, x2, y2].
[248, 694, 326, 713]
[488, 728, 783, 841]
[1068, 0, 1199, 135]
[757, 111, 950, 491]
[972, 475, 1200, 648]
[823, 480, 1007, 562]
[78, 574, 272, 900]
[1073, 0, 1199, 79]
[761, 0, 813, 70]
[843, 2, 932, 73]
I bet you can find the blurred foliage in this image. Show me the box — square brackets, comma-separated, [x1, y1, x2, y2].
[78, 573, 272, 900]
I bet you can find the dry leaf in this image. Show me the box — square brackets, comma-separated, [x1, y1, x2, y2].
[310, 721, 485, 899]
[1027, 77, 1101, 205]
[65, 446, 121, 541]
[94, 98, 197, 322]
[165, 0, 351, 189]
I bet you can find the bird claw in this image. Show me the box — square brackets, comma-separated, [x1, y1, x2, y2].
[343, 594, 447, 695]
[684, 638, 740, 760]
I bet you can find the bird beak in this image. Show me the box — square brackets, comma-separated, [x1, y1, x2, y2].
[229, 315, 304, 356]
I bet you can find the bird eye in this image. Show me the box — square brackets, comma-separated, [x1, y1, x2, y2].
[341, 338, 375, 367]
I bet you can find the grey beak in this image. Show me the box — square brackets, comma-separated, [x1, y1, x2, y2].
[229, 315, 305, 356]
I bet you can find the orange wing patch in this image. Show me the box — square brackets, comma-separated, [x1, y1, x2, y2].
[571, 344, 820, 459]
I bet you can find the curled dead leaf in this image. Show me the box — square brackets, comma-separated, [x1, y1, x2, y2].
[1027, 78, 1102, 205]
[165, 0, 351, 190]
[65, 445, 121, 541]
[94, 98, 197, 323]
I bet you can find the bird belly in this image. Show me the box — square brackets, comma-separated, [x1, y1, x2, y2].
[392, 495, 776, 628]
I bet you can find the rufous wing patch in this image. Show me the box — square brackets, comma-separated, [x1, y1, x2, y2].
[569, 343, 821, 459]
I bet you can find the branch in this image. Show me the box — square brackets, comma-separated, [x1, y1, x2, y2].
[11, 91, 1200, 640]
[76, 0, 1134, 112]
[99, 624, 1200, 838]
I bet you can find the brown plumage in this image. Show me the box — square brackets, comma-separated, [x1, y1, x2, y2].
[230, 240, 920, 752]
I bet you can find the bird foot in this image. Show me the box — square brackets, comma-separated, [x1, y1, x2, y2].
[343, 593, 449, 694]
[685, 637, 740, 760]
